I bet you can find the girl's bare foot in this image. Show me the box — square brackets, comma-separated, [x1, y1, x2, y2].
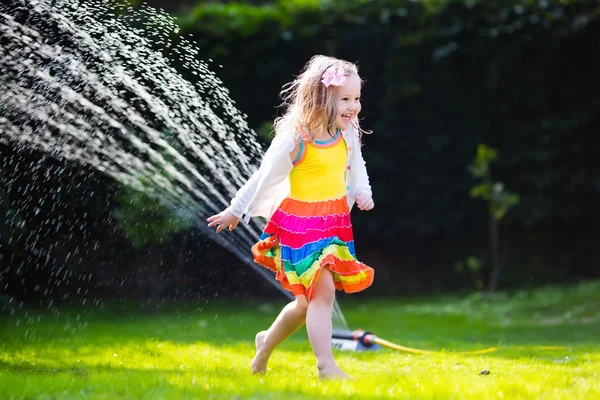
[317, 364, 355, 381]
[251, 331, 270, 375]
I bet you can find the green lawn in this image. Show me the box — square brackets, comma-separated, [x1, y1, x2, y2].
[1, 281, 599, 399]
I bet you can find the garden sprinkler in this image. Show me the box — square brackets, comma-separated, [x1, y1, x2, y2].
[332, 329, 567, 355]
[331, 329, 382, 352]
[332, 329, 499, 355]
[331, 329, 446, 354]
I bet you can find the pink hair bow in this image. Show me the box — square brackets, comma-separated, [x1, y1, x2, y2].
[321, 67, 346, 87]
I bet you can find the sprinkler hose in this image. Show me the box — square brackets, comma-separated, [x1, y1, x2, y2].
[333, 329, 566, 355]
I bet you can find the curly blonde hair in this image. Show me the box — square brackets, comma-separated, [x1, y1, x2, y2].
[273, 55, 368, 140]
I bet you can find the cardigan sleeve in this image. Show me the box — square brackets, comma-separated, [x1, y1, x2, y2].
[229, 169, 260, 218]
[229, 131, 296, 219]
[352, 130, 373, 198]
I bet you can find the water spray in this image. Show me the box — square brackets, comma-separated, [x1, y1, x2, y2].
[0, 0, 351, 329]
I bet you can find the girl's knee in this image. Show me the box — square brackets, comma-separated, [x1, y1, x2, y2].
[312, 268, 336, 305]
[295, 296, 309, 314]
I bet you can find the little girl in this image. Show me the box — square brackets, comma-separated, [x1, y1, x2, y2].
[207, 55, 375, 380]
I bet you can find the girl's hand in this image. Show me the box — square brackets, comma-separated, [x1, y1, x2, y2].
[207, 208, 241, 233]
[356, 192, 375, 211]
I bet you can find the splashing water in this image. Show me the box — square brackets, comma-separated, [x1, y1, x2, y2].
[0, 0, 348, 329]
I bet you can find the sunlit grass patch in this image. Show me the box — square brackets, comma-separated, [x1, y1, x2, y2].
[1, 281, 599, 399]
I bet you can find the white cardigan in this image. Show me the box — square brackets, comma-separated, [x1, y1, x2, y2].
[229, 125, 372, 223]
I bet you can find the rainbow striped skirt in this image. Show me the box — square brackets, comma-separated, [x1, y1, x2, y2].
[251, 196, 374, 299]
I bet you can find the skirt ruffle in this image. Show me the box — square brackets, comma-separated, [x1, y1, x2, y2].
[251, 196, 374, 299]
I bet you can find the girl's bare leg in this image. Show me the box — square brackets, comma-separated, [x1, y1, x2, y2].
[306, 267, 352, 380]
[251, 295, 308, 374]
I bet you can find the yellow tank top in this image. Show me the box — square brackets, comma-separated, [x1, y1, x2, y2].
[289, 129, 347, 202]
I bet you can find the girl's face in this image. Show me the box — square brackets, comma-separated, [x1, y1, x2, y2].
[333, 73, 362, 131]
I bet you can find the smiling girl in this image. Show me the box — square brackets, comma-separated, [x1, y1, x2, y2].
[208, 55, 375, 380]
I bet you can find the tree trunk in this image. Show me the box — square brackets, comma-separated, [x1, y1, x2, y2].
[488, 212, 501, 292]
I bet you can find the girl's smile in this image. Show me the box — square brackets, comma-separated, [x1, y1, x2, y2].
[334, 74, 362, 130]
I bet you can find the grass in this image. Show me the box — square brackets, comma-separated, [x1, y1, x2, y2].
[1, 280, 599, 399]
